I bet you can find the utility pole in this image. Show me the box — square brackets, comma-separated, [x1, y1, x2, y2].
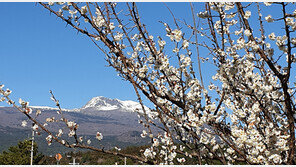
[30, 123, 35, 165]
[69, 157, 79, 165]
[68, 155, 79, 165]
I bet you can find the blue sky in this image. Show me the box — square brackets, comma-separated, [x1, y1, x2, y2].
[0, 2, 203, 109]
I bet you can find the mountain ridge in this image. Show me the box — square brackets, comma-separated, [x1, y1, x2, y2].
[81, 96, 149, 113]
[28, 96, 149, 114]
[0, 96, 153, 154]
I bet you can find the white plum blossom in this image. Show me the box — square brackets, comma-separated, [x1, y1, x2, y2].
[235, 28, 243, 35]
[68, 10, 77, 17]
[269, 154, 282, 164]
[182, 40, 189, 49]
[3, 89, 11, 96]
[291, 38, 296, 45]
[68, 130, 75, 137]
[32, 124, 38, 131]
[19, 98, 28, 107]
[286, 18, 294, 26]
[81, 6, 87, 14]
[177, 157, 186, 163]
[21, 120, 27, 127]
[36, 109, 41, 116]
[143, 148, 156, 158]
[168, 29, 182, 42]
[114, 146, 121, 151]
[62, 5, 69, 11]
[141, 130, 147, 138]
[57, 129, 63, 137]
[152, 138, 159, 147]
[109, 22, 115, 30]
[96, 132, 103, 140]
[87, 139, 91, 145]
[56, 2, 65, 5]
[244, 29, 252, 37]
[67, 121, 75, 128]
[46, 135, 53, 145]
[264, 2, 272, 6]
[158, 39, 166, 48]
[114, 32, 123, 41]
[173, 48, 179, 53]
[244, 11, 251, 19]
[268, 32, 276, 40]
[79, 136, 83, 142]
[265, 15, 273, 22]
[197, 11, 209, 19]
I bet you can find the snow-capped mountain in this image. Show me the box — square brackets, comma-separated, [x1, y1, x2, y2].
[23, 96, 151, 116]
[0, 96, 151, 136]
[0, 96, 158, 154]
[82, 96, 149, 112]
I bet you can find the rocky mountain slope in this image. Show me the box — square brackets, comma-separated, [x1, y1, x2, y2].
[0, 96, 153, 154]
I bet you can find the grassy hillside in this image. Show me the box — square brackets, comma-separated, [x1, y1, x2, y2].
[0, 124, 149, 155]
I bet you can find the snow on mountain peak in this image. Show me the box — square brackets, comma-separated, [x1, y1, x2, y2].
[82, 96, 149, 112]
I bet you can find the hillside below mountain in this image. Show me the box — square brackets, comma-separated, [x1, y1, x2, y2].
[0, 96, 153, 154]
